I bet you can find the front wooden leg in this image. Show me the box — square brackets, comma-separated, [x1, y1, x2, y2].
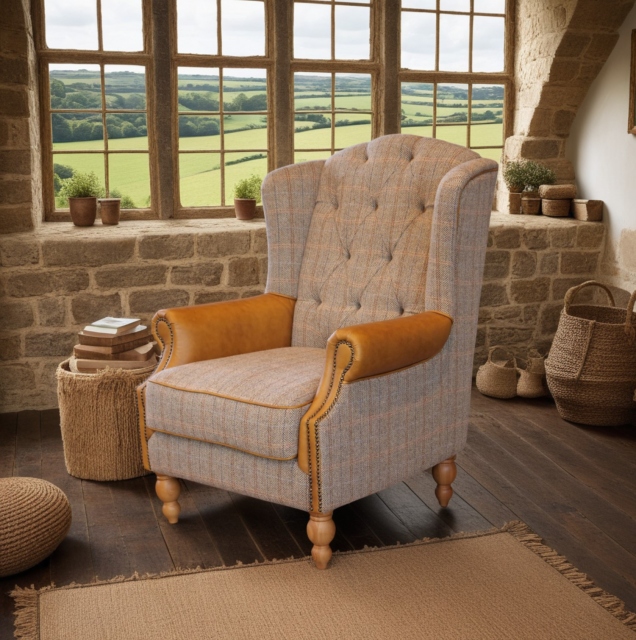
[432, 456, 457, 508]
[307, 512, 336, 569]
[156, 474, 181, 524]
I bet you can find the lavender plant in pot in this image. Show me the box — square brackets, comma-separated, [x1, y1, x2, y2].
[521, 161, 556, 215]
[59, 171, 104, 227]
[233, 174, 263, 221]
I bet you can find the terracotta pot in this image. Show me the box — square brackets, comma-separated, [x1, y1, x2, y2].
[234, 198, 256, 221]
[99, 198, 121, 225]
[507, 192, 522, 215]
[69, 197, 97, 227]
[521, 197, 541, 215]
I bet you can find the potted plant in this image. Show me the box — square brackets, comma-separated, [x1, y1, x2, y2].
[59, 171, 104, 227]
[520, 161, 556, 215]
[233, 174, 263, 221]
[502, 161, 526, 214]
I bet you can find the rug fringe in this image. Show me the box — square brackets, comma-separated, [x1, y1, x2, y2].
[504, 520, 636, 630]
[10, 586, 39, 640]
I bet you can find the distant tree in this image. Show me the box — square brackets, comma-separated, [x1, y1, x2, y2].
[121, 122, 138, 138]
[110, 189, 136, 209]
[50, 78, 66, 98]
[52, 114, 73, 142]
[124, 94, 146, 109]
[53, 163, 74, 179]
[107, 123, 123, 138]
[73, 120, 94, 141]
[179, 119, 197, 137]
[197, 119, 219, 135]
[91, 122, 103, 140]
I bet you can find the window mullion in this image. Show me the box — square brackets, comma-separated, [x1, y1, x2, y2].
[378, 0, 400, 135]
[272, 0, 293, 168]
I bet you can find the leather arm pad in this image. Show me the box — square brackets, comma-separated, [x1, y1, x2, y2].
[152, 293, 296, 371]
[298, 310, 453, 479]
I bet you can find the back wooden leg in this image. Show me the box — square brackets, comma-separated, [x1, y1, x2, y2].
[307, 512, 336, 569]
[156, 474, 181, 524]
[432, 456, 457, 508]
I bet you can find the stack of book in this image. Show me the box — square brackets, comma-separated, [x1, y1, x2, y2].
[72, 317, 157, 373]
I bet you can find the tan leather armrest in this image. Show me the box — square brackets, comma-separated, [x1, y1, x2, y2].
[152, 293, 296, 371]
[298, 311, 453, 490]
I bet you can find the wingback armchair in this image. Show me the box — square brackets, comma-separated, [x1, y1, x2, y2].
[138, 134, 497, 569]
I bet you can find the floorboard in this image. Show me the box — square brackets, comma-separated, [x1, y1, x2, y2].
[1, 392, 634, 634]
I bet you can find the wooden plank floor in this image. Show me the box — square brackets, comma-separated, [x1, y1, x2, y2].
[1, 390, 635, 637]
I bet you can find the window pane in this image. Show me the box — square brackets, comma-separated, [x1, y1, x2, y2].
[440, 0, 470, 11]
[472, 16, 505, 72]
[402, 123, 433, 138]
[222, 0, 265, 56]
[436, 125, 468, 146]
[439, 13, 469, 71]
[102, 0, 143, 52]
[401, 82, 434, 127]
[294, 150, 332, 163]
[177, 0, 218, 54]
[225, 152, 268, 203]
[178, 68, 220, 113]
[335, 74, 371, 112]
[401, 12, 436, 70]
[45, 0, 98, 50]
[52, 113, 103, 150]
[437, 83, 468, 126]
[294, 73, 331, 111]
[294, 3, 331, 59]
[223, 70, 267, 112]
[106, 114, 148, 150]
[402, 0, 435, 9]
[104, 66, 146, 110]
[474, 0, 505, 13]
[471, 84, 504, 148]
[335, 6, 370, 60]
[179, 116, 221, 150]
[180, 154, 222, 206]
[109, 153, 150, 207]
[295, 115, 332, 150]
[49, 64, 102, 109]
[334, 116, 371, 149]
[224, 115, 268, 149]
[53, 153, 105, 208]
[476, 148, 502, 162]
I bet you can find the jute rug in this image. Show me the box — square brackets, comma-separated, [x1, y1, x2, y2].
[12, 522, 635, 639]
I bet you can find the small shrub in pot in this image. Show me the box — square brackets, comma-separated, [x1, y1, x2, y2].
[59, 171, 104, 226]
[233, 174, 263, 220]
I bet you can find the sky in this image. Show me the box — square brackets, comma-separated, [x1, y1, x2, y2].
[44, 0, 505, 74]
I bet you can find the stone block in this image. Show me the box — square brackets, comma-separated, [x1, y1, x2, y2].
[0, 177, 31, 204]
[0, 149, 30, 175]
[0, 336, 21, 361]
[475, 328, 486, 348]
[252, 228, 268, 254]
[488, 327, 534, 347]
[618, 229, 636, 271]
[555, 32, 591, 58]
[526, 109, 552, 137]
[43, 238, 136, 267]
[478, 308, 492, 324]
[38, 298, 66, 326]
[552, 277, 591, 301]
[584, 32, 620, 60]
[492, 306, 522, 322]
[24, 332, 76, 357]
[548, 59, 580, 83]
[228, 257, 259, 287]
[0, 27, 28, 56]
[540, 304, 564, 335]
[139, 234, 194, 260]
[194, 291, 239, 305]
[523, 305, 540, 325]
[576, 225, 604, 249]
[129, 289, 190, 314]
[5, 299, 34, 329]
[523, 228, 549, 250]
[510, 277, 550, 303]
[494, 228, 521, 249]
[0, 206, 34, 233]
[0, 88, 28, 117]
[483, 250, 510, 280]
[551, 110, 576, 137]
[520, 139, 561, 160]
[0, 4, 26, 29]
[539, 252, 559, 275]
[560, 251, 598, 275]
[0, 57, 28, 85]
[71, 293, 122, 324]
[0, 239, 39, 266]
[479, 283, 509, 307]
[0, 118, 29, 149]
[548, 226, 576, 248]
[569, 1, 633, 31]
[258, 256, 268, 285]
[0, 364, 35, 391]
[4, 269, 90, 299]
[198, 231, 250, 258]
[171, 262, 223, 286]
[95, 265, 167, 289]
[242, 289, 265, 298]
[512, 251, 537, 278]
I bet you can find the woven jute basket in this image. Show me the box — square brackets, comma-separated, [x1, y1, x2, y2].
[56, 359, 155, 481]
[545, 281, 636, 426]
[541, 199, 571, 217]
[0, 478, 71, 577]
[517, 350, 549, 399]
[476, 347, 517, 399]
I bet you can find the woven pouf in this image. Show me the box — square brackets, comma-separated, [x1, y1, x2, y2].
[57, 359, 154, 481]
[0, 478, 71, 577]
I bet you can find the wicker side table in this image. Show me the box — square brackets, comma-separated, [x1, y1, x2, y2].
[56, 359, 155, 481]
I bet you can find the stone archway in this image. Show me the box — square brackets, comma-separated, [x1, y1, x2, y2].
[496, 0, 636, 211]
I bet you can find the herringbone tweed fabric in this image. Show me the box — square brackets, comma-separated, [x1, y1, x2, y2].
[145, 347, 325, 460]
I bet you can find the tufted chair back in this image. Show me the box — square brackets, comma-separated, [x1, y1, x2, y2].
[291, 135, 479, 348]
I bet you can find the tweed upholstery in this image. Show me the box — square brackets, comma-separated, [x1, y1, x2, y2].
[148, 432, 311, 510]
[292, 135, 478, 348]
[145, 347, 325, 460]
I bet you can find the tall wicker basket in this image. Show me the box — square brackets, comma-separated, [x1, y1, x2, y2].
[545, 281, 636, 426]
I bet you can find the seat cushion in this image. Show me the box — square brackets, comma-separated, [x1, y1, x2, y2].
[145, 347, 325, 460]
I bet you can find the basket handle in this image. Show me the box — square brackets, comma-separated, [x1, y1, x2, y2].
[488, 346, 514, 365]
[626, 290, 636, 344]
[564, 281, 615, 313]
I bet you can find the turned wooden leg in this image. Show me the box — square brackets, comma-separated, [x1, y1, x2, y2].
[307, 512, 336, 570]
[432, 456, 457, 508]
[156, 474, 181, 524]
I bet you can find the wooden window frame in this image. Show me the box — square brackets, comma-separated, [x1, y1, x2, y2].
[629, 30, 636, 135]
[35, 0, 514, 222]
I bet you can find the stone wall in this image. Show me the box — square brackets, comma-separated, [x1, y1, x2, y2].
[0, 215, 605, 412]
[0, 220, 268, 412]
